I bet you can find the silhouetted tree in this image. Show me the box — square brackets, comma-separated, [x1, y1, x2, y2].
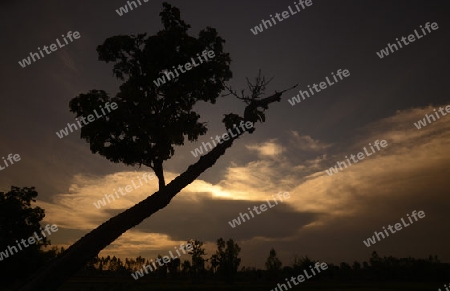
[181, 259, 191, 276]
[156, 254, 168, 278]
[369, 251, 382, 279]
[215, 238, 241, 283]
[187, 239, 206, 276]
[292, 255, 314, 271]
[339, 262, 352, 279]
[0, 186, 52, 286]
[69, 248, 450, 283]
[69, 0, 232, 191]
[210, 253, 220, 274]
[167, 257, 181, 277]
[19, 3, 292, 290]
[265, 248, 282, 279]
[352, 261, 362, 279]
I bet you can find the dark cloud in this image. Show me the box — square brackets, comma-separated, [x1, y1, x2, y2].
[133, 197, 319, 241]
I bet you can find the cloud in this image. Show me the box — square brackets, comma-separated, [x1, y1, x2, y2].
[246, 139, 285, 157]
[98, 231, 187, 259]
[38, 170, 210, 230]
[217, 105, 450, 264]
[287, 105, 450, 216]
[39, 168, 317, 261]
[289, 132, 331, 152]
[135, 196, 317, 242]
[39, 105, 450, 265]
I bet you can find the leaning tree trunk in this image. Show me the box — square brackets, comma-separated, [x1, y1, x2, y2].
[18, 92, 284, 291]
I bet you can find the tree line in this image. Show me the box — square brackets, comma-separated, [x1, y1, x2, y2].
[2, 186, 450, 288]
[47, 244, 450, 284]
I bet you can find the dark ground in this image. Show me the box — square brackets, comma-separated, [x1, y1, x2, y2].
[14, 278, 444, 291]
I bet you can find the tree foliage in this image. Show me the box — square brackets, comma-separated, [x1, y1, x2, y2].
[187, 239, 206, 275]
[265, 247, 282, 273]
[0, 186, 54, 285]
[69, 2, 232, 189]
[214, 238, 241, 282]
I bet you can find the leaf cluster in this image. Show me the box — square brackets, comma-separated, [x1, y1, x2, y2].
[69, 3, 232, 172]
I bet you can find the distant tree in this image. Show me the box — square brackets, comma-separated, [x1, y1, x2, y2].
[352, 261, 361, 279]
[0, 186, 51, 286]
[167, 257, 181, 277]
[265, 248, 282, 279]
[370, 251, 383, 279]
[339, 262, 352, 279]
[104, 256, 110, 271]
[292, 255, 314, 270]
[210, 253, 220, 274]
[154, 254, 167, 277]
[291, 254, 302, 272]
[107, 256, 126, 273]
[352, 261, 361, 271]
[82, 255, 99, 274]
[187, 239, 206, 275]
[214, 238, 241, 282]
[124, 257, 133, 271]
[429, 254, 440, 263]
[181, 259, 191, 276]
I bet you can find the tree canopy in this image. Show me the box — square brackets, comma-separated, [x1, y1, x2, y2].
[0, 186, 48, 247]
[69, 2, 232, 189]
[265, 247, 282, 273]
[0, 186, 55, 285]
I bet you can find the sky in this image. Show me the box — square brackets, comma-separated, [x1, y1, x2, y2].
[1, 0, 450, 269]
